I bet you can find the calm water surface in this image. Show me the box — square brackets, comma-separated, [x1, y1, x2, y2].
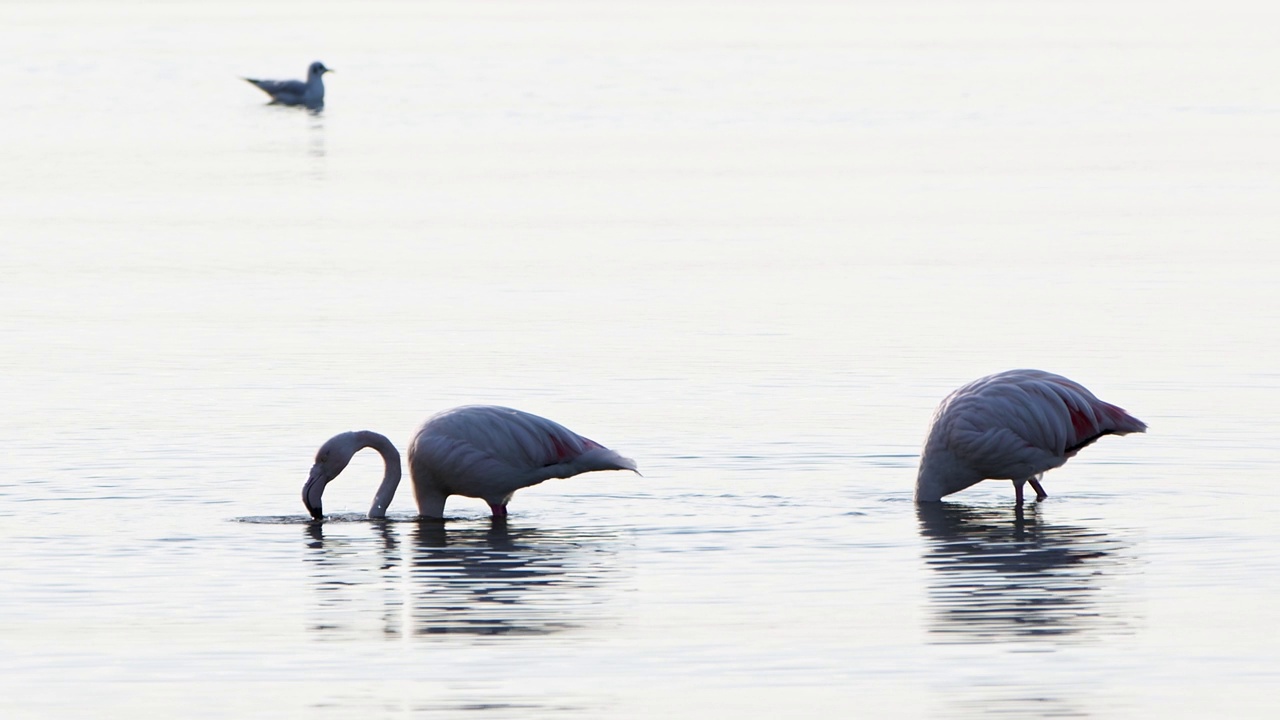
[2, 1, 1279, 718]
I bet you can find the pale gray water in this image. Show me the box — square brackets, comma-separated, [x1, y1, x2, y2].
[2, 1, 1279, 717]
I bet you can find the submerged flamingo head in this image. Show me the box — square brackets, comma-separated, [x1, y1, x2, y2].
[303, 432, 360, 520]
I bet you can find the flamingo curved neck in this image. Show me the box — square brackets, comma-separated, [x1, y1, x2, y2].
[356, 431, 401, 519]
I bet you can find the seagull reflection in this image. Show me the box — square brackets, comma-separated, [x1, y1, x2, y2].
[917, 503, 1133, 645]
[303, 520, 625, 639]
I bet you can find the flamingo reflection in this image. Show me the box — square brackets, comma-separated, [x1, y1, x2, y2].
[917, 503, 1134, 645]
[304, 520, 626, 639]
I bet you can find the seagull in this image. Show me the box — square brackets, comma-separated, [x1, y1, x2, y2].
[244, 61, 331, 108]
[303, 405, 638, 520]
[915, 369, 1146, 504]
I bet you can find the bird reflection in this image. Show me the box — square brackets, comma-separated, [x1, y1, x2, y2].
[304, 521, 402, 637]
[308, 117, 326, 158]
[303, 520, 624, 639]
[917, 503, 1133, 645]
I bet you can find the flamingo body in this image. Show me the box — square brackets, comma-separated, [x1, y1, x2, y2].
[304, 406, 635, 520]
[409, 405, 638, 518]
[916, 369, 1145, 503]
[244, 61, 330, 108]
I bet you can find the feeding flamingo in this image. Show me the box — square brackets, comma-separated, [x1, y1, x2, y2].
[303, 405, 637, 520]
[915, 369, 1146, 504]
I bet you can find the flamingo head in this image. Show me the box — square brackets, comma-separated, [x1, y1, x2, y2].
[303, 432, 358, 520]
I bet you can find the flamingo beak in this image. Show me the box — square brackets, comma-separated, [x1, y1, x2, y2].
[303, 463, 327, 520]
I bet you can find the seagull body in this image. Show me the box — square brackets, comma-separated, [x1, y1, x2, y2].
[304, 405, 637, 520]
[244, 61, 331, 108]
[916, 369, 1146, 504]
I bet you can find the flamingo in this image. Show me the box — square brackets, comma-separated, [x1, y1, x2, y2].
[303, 405, 637, 520]
[915, 369, 1146, 504]
[244, 61, 331, 108]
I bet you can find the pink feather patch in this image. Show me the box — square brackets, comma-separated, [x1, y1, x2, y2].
[1067, 404, 1097, 443]
[549, 434, 574, 461]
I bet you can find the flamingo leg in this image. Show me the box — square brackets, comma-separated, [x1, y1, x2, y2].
[487, 501, 508, 519]
[1029, 476, 1048, 501]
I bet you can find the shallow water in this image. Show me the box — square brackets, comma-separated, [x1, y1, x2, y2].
[3, 1, 1279, 717]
